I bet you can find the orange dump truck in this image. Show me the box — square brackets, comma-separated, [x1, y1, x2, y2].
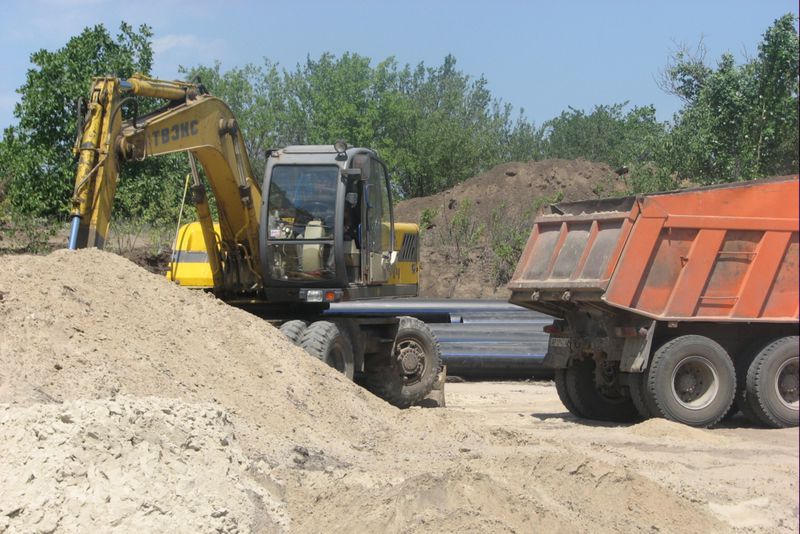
[508, 177, 799, 428]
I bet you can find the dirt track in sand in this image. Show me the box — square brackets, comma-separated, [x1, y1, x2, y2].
[0, 249, 797, 533]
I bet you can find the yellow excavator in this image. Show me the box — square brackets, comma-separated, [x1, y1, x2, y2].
[68, 74, 442, 407]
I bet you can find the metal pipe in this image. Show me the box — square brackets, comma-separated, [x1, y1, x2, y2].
[68, 216, 81, 250]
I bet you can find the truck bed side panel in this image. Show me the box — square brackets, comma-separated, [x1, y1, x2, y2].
[604, 178, 798, 322]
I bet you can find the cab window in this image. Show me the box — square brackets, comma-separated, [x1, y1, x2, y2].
[267, 165, 338, 240]
[367, 160, 393, 254]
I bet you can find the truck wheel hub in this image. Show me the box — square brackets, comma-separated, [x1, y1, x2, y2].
[776, 358, 799, 409]
[671, 356, 718, 410]
[677, 374, 697, 392]
[396, 340, 424, 375]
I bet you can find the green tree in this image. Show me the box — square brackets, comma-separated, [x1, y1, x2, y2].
[664, 14, 799, 183]
[182, 60, 291, 180]
[184, 53, 528, 200]
[750, 14, 799, 176]
[0, 22, 186, 225]
[285, 52, 377, 147]
[536, 102, 670, 191]
[541, 102, 667, 168]
[382, 55, 520, 198]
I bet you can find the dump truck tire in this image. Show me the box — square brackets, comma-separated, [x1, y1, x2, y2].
[554, 368, 584, 417]
[739, 336, 798, 428]
[565, 359, 639, 422]
[645, 335, 735, 428]
[280, 320, 308, 346]
[300, 321, 355, 380]
[628, 372, 654, 419]
[734, 339, 765, 424]
[365, 317, 442, 408]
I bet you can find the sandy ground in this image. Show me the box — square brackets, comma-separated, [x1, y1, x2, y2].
[446, 381, 799, 533]
[1, 249, 798, 533]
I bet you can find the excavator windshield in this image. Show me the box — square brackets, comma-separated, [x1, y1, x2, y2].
[265, 165, 339, 282]
[267, 165, 338, 240]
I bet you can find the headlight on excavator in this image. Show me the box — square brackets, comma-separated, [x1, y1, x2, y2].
[305, 289, 324, 302]
[301, 289, 342, 303]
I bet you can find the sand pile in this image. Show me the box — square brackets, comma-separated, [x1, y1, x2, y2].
[0, 249, 747, 532]
[0, 249, 396, 450]
[0, 396, 286, 533]
[393, 159, 627, 298]
[628, 418, 733, 445]
[0, 249, 403, 531]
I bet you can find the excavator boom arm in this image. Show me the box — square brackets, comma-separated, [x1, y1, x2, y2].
[68, 75, 262, 292]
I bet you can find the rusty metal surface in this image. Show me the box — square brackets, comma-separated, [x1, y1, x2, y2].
[508, 196, 638, 293]
[509, 177, 799, 323]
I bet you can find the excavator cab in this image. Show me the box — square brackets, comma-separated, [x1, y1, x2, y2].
[167, 142, 420, 303]
[259, 144, 415, 303]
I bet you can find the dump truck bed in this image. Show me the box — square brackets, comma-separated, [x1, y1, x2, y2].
[508, 177, 799, 323]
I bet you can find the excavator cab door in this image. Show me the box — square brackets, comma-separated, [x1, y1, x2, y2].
[352, 155, 394, 285]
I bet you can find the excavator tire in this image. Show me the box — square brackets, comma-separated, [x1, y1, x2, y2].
[279, 320, 308, 346]
[364, 317, 442, 408]
[299, 321, 355, 380]
[565, 359, 640, 422]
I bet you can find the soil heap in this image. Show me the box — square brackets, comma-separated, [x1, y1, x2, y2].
[0, 249, 742, 532]
[393, 159, 627, 298]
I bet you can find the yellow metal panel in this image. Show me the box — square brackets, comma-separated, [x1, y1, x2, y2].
[389, 222, 420, 286]
[166, 222, 217, 288]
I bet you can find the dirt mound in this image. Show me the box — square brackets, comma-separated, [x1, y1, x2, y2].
[0, 396, 287, 533]
[291, 449, 727, 533]
[393, 159, 626, 298]
[0, 249, 766, 532]
[628, 418, 732, 445]
[0, 249, 394, 444]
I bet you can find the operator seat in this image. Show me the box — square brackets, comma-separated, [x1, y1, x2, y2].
[301, 220, 324, 272]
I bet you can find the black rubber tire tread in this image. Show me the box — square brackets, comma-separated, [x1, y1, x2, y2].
[565, 359, 640, 422]
[364, 316, 442, 408]
[554, 368, 584, 417]
[299, 321, 355, 380]
[645, 335, 735, 428]
[721, 402, 739, 421]
[734, 339, 769, 424]
[628, 371, 654, 419]
[279, 320, 308, 346]
[741, 336, 798, 428]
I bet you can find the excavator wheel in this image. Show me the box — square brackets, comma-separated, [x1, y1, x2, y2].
[279, 320, 308, 346]
[299, 321, 355, 380]
[364, 317, 442, 408]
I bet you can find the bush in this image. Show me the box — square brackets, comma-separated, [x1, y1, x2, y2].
[0, 204, 60, 254]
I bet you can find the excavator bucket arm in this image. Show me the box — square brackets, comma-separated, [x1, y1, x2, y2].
[68, 75, 262, 293]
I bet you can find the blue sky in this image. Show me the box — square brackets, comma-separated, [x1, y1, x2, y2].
[0, 0, 797, 134]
